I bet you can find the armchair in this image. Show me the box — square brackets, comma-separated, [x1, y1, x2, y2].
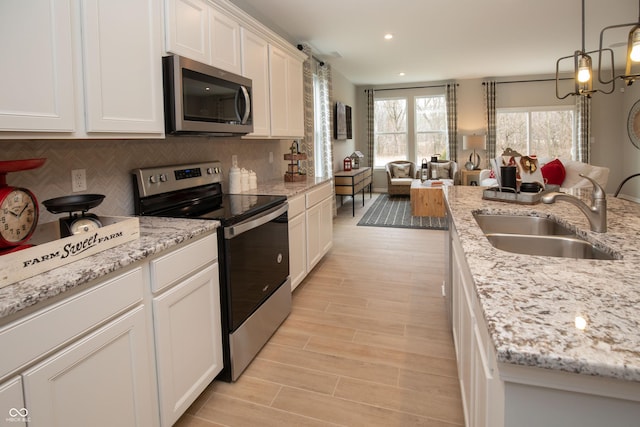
[424, 160, 458, 186]
[386, 161, 416, 195]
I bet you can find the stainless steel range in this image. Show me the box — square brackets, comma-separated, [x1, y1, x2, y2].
[132, 161, 290, 382]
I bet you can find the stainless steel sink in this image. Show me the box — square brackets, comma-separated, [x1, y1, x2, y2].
[473, 213, 618, 260]
[474, 213, 574, 236]
[485, 234, 616, 260]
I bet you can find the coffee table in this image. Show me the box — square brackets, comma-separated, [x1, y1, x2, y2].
[410, 180, 446, 217]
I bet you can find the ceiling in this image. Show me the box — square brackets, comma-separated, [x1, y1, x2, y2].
[229, 0, 638, 86]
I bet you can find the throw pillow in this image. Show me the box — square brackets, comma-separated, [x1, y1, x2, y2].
[432, 162, 451, 179]
[541, 158, 566, 186]
[392, 164, 410, 178]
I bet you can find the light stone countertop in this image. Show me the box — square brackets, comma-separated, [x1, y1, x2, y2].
[0, 216, 219, 322]
[239, 176, 333, 198]
[443, 185, 640, 382]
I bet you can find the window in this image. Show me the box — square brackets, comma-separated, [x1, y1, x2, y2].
[374, 98, 407, 167]
[496, 107, 575, 159]
[373, 93, 447, 168]
[415, 96, 448, 162]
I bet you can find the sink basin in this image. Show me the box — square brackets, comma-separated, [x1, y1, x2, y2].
[473, 213, 618, 260]
[473, 213, 574, 236]
[485, 234, 616, 260]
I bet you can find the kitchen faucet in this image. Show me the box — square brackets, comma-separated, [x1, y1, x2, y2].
[541, 174, 607, 233]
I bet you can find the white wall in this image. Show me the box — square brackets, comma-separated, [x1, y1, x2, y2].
[331, 68, 358, 173]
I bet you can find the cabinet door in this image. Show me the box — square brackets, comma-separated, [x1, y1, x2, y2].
[0, 0, 75, 132]
[165, 0, 210, 63]
[0, 377, 26, 427]
[153, 264, 223, 427]
[81, 0, 163, 133]
[209, 8, 241, 74]
[306, 202, 322, 271]
[241, 28, 270, 137]
[269, 45, 305, 138]
[288, 213, 307, 291]
[23, 307, 156, 427]
[268, 45, 289, 137]
[287, 55, 304, 137]
[319, 196, 334, 257]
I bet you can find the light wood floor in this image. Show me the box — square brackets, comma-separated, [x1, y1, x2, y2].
[175, 193, 463, 426]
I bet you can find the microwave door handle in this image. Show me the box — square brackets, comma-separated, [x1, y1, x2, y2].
[236, 86, 251, 125]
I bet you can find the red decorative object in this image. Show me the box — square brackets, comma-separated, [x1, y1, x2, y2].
[541, 159, 566, 185]
[343, 157, 352, 171]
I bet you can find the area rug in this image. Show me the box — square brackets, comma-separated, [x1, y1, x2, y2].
[357, 194, 448, 230]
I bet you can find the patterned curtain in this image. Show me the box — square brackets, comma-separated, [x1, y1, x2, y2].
[445, 83, 457, 162]
[483, 81, 497, 160]
[317, 64, 333, 177]
[576, 95, 591, 163]
[298, 44, 315, 176]
[365, 89, 375, 167]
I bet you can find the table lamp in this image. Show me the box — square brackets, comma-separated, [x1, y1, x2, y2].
[463, 135, 486, 170]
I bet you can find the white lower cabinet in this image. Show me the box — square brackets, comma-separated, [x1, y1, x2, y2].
[149, 233, 222, 427]
[153, 264, 222, 427]
[22, 306, 155, 427]
[305, 182, 333, 273]
[0, 377, 26, 427]
[288, 183, 333, 292]
[288, 194, 307, 291]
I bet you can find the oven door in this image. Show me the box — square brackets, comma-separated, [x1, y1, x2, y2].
[222, 202, 289, 331]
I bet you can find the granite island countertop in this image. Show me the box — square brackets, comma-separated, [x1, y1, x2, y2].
[0, 216, 219, 322]
[443, 185, 640, 382]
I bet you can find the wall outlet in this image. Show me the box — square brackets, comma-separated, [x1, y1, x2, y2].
[71, 169, 87, 192]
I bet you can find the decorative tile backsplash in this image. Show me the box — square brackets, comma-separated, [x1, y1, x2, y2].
[2, 137, 292, 223]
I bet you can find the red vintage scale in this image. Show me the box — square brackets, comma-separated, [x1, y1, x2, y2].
[0, 158, 46, 254]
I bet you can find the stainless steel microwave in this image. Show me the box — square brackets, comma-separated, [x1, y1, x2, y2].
[162, 55, 253, 136]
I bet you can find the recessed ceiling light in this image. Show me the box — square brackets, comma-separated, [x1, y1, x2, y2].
[384, 33, 393, 40]
[399, 72, 405, 76]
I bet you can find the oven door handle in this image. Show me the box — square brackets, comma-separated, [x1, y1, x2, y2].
[224, 202, 288, 239]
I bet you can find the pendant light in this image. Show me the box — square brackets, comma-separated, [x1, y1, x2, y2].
[556, 0, 614, 99]
[597, 0, 640, 86]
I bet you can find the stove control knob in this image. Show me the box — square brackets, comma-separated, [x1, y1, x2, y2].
[206, 167, 214, 175]
[149, 175, 158, 184]
[159, 173, 168, 182]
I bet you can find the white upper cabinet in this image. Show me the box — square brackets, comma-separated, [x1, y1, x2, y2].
[269, 45, 304, 139]
[0, 0, 75, 132]
[209, 8, 241, 74]
[241, 27, 271, 137]
[0, 0, 164, 138]
[165, 0, 210, 63]
[165, 0, 241, 74]
[81, 0, 164, 133]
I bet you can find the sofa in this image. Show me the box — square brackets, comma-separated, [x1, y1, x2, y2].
[479, 158, 610, 189]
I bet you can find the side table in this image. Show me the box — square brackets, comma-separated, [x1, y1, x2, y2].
[410, 180, 446, 217]
[334, 167, 372, 216]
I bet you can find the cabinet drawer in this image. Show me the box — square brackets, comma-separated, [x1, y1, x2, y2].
[306, 182, 333, 208]
[150, 233, 217, 293]
[288, 194, 305, 218]
[334, 176, 354, 186]
[0, 267, 143, 380]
